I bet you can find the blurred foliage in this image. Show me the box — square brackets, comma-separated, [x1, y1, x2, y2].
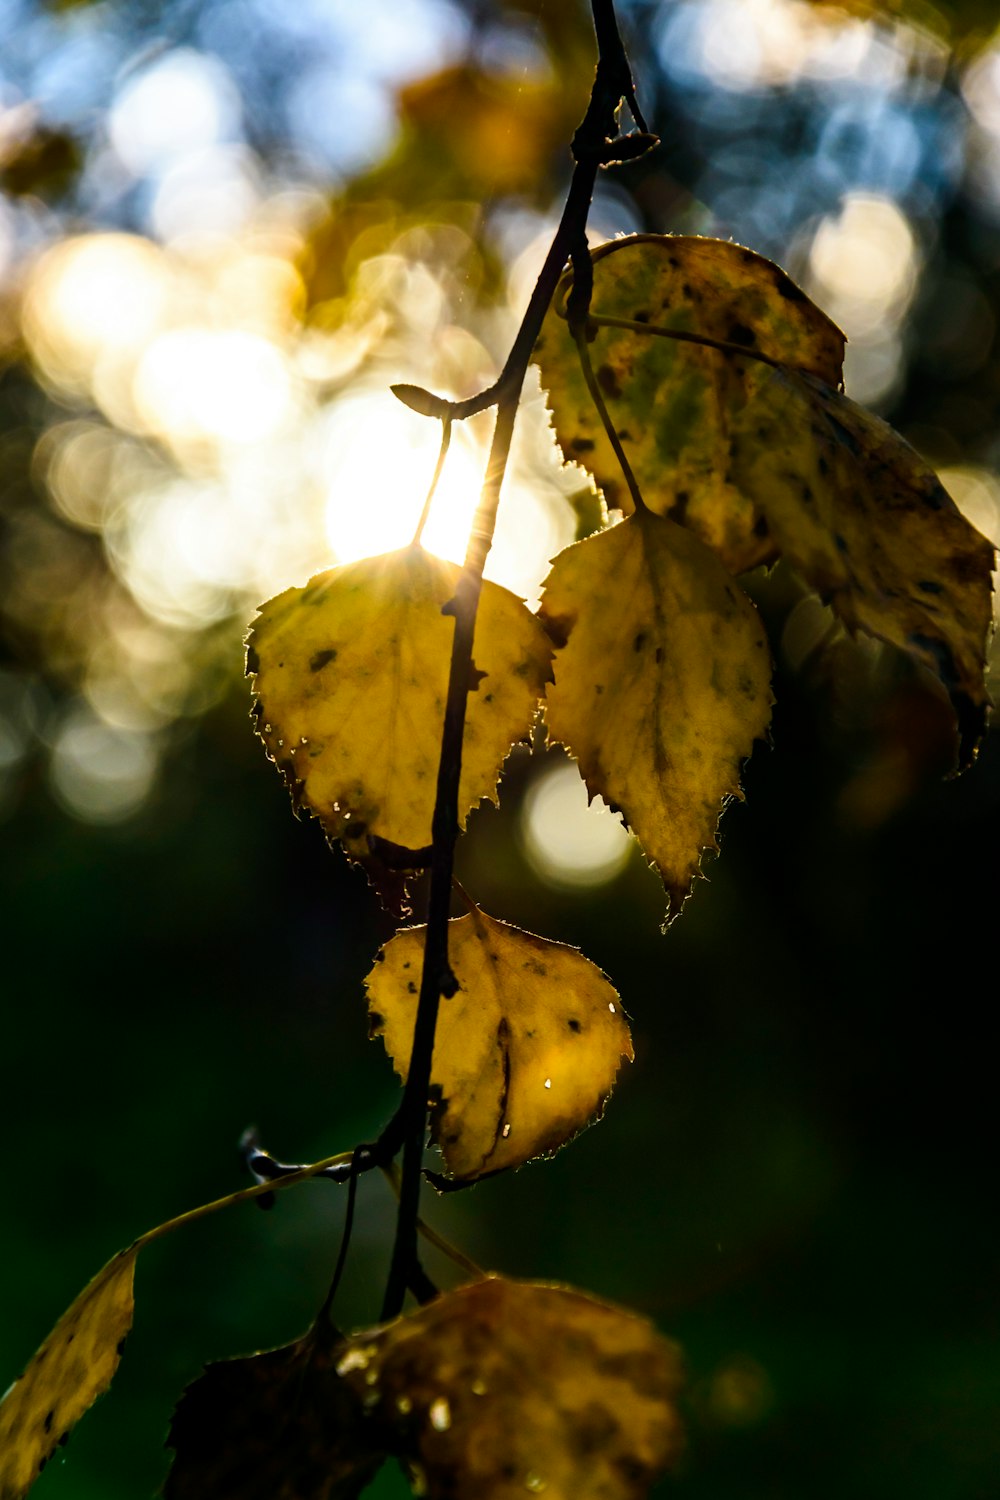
[2, 0, 1000, 1496]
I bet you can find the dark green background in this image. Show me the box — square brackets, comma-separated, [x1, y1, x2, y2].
[5, 649, 999, 1498]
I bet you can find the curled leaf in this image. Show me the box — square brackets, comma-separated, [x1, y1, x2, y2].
[336, 1276, 684, 1500]
[534, 233, 844, 572]
[0, 1249, 136, 1500]
[729, 364, 995, 766]
[367, 907, 633, 1181]
[247, 546, 553, 854]
[540, 510, 773, 922]
[164, 1325, 382, 1500]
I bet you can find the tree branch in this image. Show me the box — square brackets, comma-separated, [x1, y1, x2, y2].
[378, 0, 652, 1323]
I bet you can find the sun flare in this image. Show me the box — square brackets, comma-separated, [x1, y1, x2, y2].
[321, 390, 486, 569]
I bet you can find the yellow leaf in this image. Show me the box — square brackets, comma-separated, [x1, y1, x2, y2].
[0, 1249, 136, 1499]
[539, 510, 772, 921]
[247, 546, 553, 854]
[729, 365, 996, 766]
[534, 234, 845, 573]
[336, 1276, 684, 1500]
[367, 908, 633, 1181]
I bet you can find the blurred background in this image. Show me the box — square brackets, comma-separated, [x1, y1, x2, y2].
[2, 0, 999, 1495]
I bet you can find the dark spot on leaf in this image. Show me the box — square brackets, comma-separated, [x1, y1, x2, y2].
[369, 1010, 384, 1029]
[671, 489, 690, 526]
[834, 533, 848, 554]
[407, 981, 417, 994]
[918, 579, 943, 594]
[44, 1410, 54, 1433]
[655, 646, 664, 664]
[617, 429, 632, 442]
[634, 309, 651, 323]
[571, 436, 595, 452]
[309, 648, 337, 672]
[727, 321, 756, 347]
[633, 632, 647, 652]
[597, 364, 622, 399]
[568, 1018, 582, 1033]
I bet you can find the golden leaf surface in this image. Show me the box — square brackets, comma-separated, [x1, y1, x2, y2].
[247, 547, 553, 854]
[164, 1326, 382, 1500]
[0, 1249, 136, 1500]
[534, 234, 845, 573]
[728, 364, 995, 766]
[539, 510, 772, 921]
[336, 1276, 684, 1500]
[367, 907, 632, 1181]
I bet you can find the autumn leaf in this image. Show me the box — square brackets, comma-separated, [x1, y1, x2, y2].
[0, 1249, 136, 1500]
[539, 510, 772, 921]
[534, 234, 845, 573]
[164, 1324, 383, 1500]
[367, 907, 633, 1181]
[0, 1153, 353, 1499]
[335, 1276, 684, 1500]
[247, 546, 553, 855]
[728, 363, 995, 766]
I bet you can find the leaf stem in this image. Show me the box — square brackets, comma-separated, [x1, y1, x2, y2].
[572, 320, 649, 514]
[378, 0, 644, 1322]
[379, 1164, 484, 1279]
[128, 1149, 357, 1256]
[317, 1145, 364, 1326]
[411, 418, 453, 549]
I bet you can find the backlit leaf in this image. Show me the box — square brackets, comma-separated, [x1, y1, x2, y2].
[728, 364, 995, 766]
[539, 510, 772, 921]
[0, 1249, 136, 1500]
[164, 1325, 382, 1500]
[336, 1276, 684, 1500]
[534, 234, 845, 573]
[367, 907, 633, 1181]
[248, 546, 553, 855]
